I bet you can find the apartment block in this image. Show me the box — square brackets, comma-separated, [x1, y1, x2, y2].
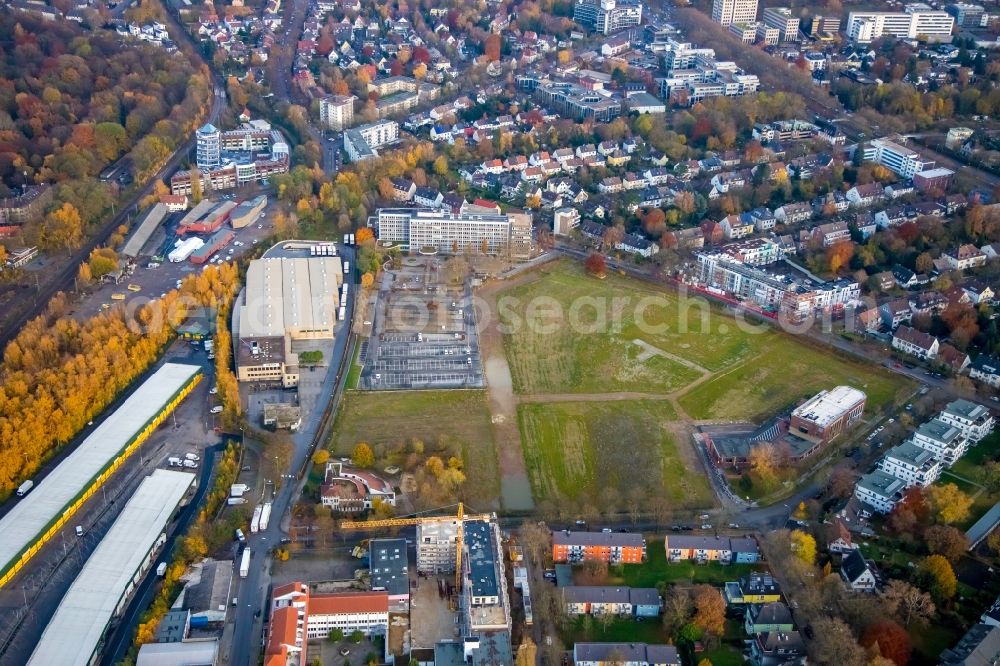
[878, 442, 942, 487]
[574, 643, 680, 666]
[319, 95, 355, 130]
[562, 586, 661, 617]
[937, 399, 995, 443]
[416, 520, 459, 573]
[911, 417, 969, 467]
[551, 531, 647, 564]
[663, 535, 760, 564]
[855, 469, 906, 513]
[343, 120, 399, 162]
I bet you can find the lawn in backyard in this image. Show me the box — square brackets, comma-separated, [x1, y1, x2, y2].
[517, 400, 713, 507]
[329, 390, 499, 507]
[610, 544, 762, 587]
[678, 342, 912, 422]
[562, 615, 669, 646]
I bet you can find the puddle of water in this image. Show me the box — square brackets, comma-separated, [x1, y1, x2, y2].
[501, 473, 535, 511]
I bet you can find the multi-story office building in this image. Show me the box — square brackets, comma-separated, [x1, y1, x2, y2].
[343, 120, 399, 162]
[374, 208, 534, 258]
[946, 2, 985, 28]
[864, 137, 936, 178]
[846, 4, 955, 42]
[789, 386, 867, 445]
[808, 14, 840, 35]
[712, 0, 758, 26]
[878, 442, 942, 487]
[462, 521, 511, 632]
[573, 0, 643, 34]
[762, 7, 800, 41]
[319, 95, 355, 130]
[729, 22, 757, 42]
[196, 123, 221, 170]
[756, 22, 781, 44]
[534, 81, 622, 122]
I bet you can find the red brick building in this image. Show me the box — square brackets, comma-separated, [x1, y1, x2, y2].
[789, 386, 867, 444]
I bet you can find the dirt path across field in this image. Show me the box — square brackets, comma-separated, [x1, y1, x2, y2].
[476, 273, 539, 511]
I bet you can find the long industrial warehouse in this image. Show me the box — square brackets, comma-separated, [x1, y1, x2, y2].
[27, 469, 196, 666]
[0, 362, 201, 587]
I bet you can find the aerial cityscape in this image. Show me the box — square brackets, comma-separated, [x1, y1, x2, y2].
[0, 0, 999, 663]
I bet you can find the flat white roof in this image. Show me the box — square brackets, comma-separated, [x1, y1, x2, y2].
[238, 256, 342, 338]
[28, 469, 196, 666]
[792, 385, 867, 428]
[0, 363, 200, 578]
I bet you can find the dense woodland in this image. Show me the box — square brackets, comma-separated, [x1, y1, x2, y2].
[0, 12, 211, 250]
[0, 264, 240, 496]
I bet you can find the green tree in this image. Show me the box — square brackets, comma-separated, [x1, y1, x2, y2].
[328, 628, 344, 641]
[350, 630, 364, 643]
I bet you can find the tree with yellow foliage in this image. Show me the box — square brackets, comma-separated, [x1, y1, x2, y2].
[352, 442, 375, 467]
[790, 529, 816, 565]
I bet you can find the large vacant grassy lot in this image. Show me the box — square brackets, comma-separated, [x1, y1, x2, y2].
[330, 390, 499, 507]
[677, 342, 909, 422]
[517, 400, 712, 507]
[499, 261, 913, 419]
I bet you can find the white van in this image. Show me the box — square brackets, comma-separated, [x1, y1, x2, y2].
[210, 406, 223, 414]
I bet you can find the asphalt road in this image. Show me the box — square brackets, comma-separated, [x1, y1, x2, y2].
[226, 246, 357, 666]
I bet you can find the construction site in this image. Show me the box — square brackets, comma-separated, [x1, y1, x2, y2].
[359, 257, 484, 390]
[289, 504, 516, 663]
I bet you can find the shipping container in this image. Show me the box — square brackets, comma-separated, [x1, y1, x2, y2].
[250, 504, 263, 533]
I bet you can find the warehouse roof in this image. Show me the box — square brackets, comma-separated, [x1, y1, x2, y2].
[122, 203, 168, 258]
[791, 386, 866, 428]
[0, 363, 201, 580]
[238, 256, 342, 339]
[136, 640, 220, 666]
[28, 469, 196, 666]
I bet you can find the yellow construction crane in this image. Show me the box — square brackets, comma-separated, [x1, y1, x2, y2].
[340, 502, 492, 593]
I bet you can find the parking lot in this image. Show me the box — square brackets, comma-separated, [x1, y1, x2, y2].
[71, 193, 278, 320]
[360, 258, 484, 390]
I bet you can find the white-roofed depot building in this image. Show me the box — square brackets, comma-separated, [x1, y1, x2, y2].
[789, 385, 867, 445]
[0, 363, 201, 589]
[27, 469, 196, 666]
[234, 254, 343, 388]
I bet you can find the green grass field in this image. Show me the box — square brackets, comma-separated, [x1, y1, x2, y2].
[329, 390, 499, 507]
[678, 343, 909, 422]
[517, 400, 712, 507]
[499, 262, 913, 422]
[500, 262, 759, 394]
